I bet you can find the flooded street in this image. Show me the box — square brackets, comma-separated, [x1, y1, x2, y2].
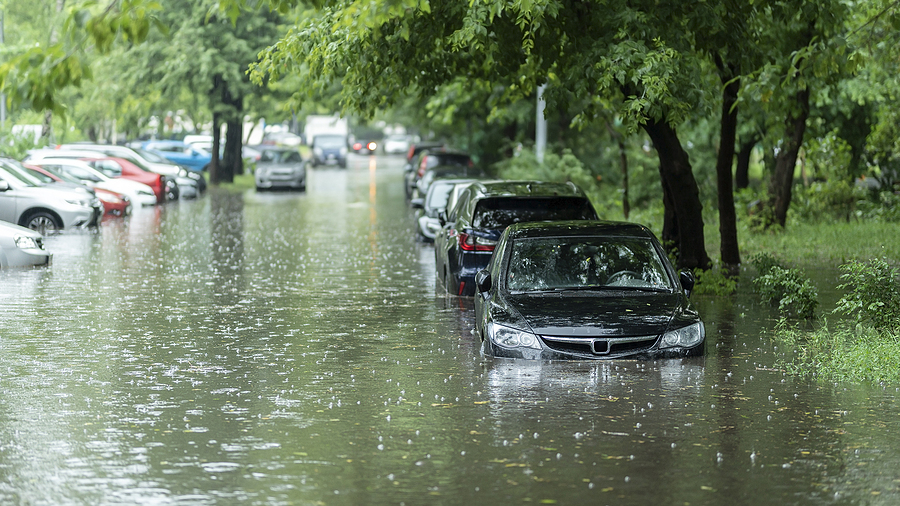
[2, 155, 899, 505]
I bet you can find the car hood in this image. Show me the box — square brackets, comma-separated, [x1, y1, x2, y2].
[502, 291, 691, 337]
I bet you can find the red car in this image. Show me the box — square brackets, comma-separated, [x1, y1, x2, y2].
[24, 164, 132, 218]
[85, 157, 166, 204]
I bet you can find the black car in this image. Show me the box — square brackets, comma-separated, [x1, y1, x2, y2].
[253, 147, 307, 191]
[434, 180, 598, 296]
[473, 220, 704, 360]
[310, 134, 348, 168]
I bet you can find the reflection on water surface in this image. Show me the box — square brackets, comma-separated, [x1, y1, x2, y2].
[1, 157, 899, 505]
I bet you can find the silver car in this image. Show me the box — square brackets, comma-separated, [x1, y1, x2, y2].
[0, 221, 51, 268]
[253, 147, 307, 191]
[0, 158, 103, 231]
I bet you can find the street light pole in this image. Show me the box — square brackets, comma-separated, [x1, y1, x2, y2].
[535, 84, 547, 164]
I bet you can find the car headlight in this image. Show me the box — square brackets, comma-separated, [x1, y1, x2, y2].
[313, 147, 323, 157]
[660, 322, 705, 349]
[65, 198, 92, 208]
[14, 235, 39, 250]
[487, 323, 542, 350]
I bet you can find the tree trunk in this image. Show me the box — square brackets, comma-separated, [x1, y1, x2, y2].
[222, 119, 242, 182]
[642, 118, 711, 271]
[210, 111, 221, 185]
[735, 138, 755, 190]
[715, 59, 741, 270]
[767, 87, 810, 228]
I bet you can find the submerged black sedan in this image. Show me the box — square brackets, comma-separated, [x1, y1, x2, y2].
[473, 221, 705, 360]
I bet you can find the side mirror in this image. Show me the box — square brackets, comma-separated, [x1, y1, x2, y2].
[475, 269, 492, 295]
[679, 270, 695, 296]
[0, 180, 8, 192]
[438, 210, 448, 227]
[410, 198, 424, 209]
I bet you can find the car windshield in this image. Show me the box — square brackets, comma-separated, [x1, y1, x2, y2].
[472, 197, 596, 229]
[506, 236, 674, 293]
[0, 160, 42, 187]
[314, 136, 345, 148]
[260, 150, 302, 163]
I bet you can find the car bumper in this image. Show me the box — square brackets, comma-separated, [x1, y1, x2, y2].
[256, 172, 306, 189]
[485, 338, 704, 360]
[0, 244, 51, 268]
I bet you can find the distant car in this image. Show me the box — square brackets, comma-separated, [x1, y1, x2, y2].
[414, 164, 487, 201]
[383, 134, 417, 155]
[253, 147, 307, 192]
[23, 165, 132, 217]
[434, 180, 598, 296]
[142, 140, 211, 172]
[28, 159, 158, 208]
[411, 178, 478, 242]
[55, 144, 203, 196]
[310, 134, 348, 168]
[0, 158, 103, 231]
[474, 220, 704, 360]
[0, 221, 51, 268]
[351, 140, 378, 155]
[405, 148, 470, 200]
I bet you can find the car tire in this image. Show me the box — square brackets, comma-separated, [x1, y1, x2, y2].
[21, 210, 61, 232]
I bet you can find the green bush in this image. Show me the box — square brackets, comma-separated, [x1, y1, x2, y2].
[752, 265, 818, 319]
[750, 252, 785, 276]
[834, 258, 900, 331]
[773, 319, 900, 383]
[691, 267, 738, 296]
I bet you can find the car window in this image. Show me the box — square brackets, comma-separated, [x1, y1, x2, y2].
[0, 161, 40, 186]
[472, 197, 597, 229]
[313, 136, 345, 148]
[506, 237, 673, 292]
[26, 169, 55, 184]
[60, 165, 103, 183]
[282, 151, 302, 163]
[91, 160, 123, 177]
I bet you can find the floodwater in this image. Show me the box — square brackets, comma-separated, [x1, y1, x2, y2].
[1, 155, 899, 506]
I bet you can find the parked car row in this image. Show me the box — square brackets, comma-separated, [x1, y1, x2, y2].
[406, 145, 705, 361]
[0, 141, 211, 268]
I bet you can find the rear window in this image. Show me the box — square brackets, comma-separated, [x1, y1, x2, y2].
[472, 197, 597, 229]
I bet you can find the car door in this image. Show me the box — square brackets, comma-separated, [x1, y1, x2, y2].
[0, 171, 21, 224]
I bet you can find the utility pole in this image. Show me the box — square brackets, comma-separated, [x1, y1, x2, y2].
[535, 84, 547, 164]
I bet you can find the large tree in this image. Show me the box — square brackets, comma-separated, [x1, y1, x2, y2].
[248, 0, 714, 269]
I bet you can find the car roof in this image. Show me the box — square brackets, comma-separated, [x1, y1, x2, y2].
[504, 220, 657, 240]
[466, 180, 587, 199]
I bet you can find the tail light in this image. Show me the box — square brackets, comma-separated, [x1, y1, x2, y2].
[366, 141, 377, 151]
[458, 232, 496, 252]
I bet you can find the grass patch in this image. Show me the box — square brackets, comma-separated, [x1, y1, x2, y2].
[773, 320, 900, 383]
[210, 173, 256, 192]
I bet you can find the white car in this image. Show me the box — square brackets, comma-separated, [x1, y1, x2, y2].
[0, 221, 51, 268]
[382, 134, 418, 155]
[26, 159, 159, 207]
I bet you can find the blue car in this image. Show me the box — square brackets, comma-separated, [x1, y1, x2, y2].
[142, 140, 211, 172]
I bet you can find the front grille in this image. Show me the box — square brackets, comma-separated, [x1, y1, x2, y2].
[540, 334, 658, 358]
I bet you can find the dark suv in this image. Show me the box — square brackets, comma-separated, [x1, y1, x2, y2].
[434, 180, 598, 296]
[310, 134, 348, 168]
